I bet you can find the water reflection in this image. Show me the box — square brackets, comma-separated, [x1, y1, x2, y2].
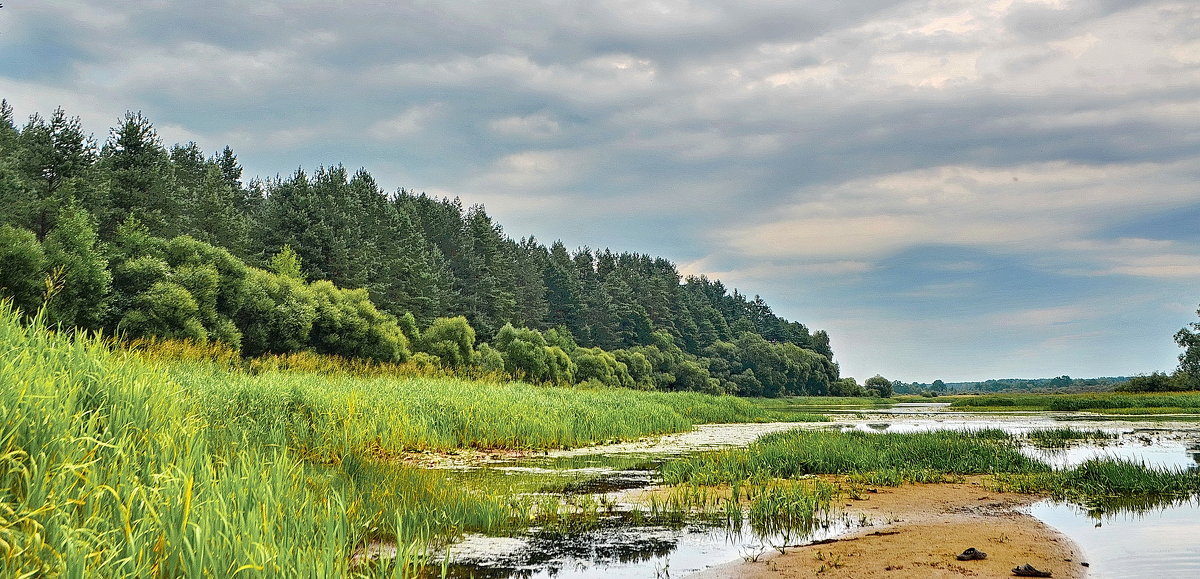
[437, 414, 1200, 578]
[443, 513, 863, 579]
[1030, 499, 1200, 578]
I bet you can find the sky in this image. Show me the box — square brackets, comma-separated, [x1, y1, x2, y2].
[2, 1, 1198, 383]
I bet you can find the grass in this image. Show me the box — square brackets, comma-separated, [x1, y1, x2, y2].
[660, 425, 1200, 512]
[661, 429, 1046, 485]
[0, 301, 820, 576]
[950, 392, 1200, 413]
[992, 458, 1200, 502]
[1024, 427, 1117, 448]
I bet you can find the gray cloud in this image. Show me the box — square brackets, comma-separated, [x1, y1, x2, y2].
[2, 0, 1198, 380]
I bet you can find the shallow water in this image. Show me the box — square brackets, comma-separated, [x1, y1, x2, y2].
[1030, 499, 1200, 578]
[443, 513, 865, 578]
[438, 412, 1200, 578]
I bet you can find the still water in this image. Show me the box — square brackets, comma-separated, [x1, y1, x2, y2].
[440, 412, 1200, 578]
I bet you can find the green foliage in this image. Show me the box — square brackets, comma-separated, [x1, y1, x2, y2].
[864, 374, 893, 397]
[269, 243, 304, 279]
[308, 281, 410, 363]
[573, 347, 633, 388]
[0, 103, 840, 398]
[1115, 372, 1189, 393]
[418, 316, 476, 368]
[829, 377, 867, 397]
[41, 205, 111, 330]
[119, 280, 207, 342]
[0, 224, 46, 315]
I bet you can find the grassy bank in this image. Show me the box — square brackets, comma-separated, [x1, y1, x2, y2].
[949, 392, 1200, 413]
[0, 303, 808, 576]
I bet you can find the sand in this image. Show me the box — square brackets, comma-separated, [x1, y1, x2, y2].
[689, 476, 1089, 579]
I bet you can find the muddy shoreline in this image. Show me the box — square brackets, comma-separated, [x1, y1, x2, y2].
[688, 476, 1088, 578]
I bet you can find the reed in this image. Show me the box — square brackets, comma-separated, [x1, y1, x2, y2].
[661, 429, 1046, 485]
[1024, 427, 1116, 448]
[1, 301, 815, 576]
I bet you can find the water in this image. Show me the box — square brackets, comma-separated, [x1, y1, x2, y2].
[438, 413, 1200, 578]
[443, 514, 864, 578]
[1030, 499, 1200, 578]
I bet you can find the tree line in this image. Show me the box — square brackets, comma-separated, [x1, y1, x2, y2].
[0, 101, 840, 396]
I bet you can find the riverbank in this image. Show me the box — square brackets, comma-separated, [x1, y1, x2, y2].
[691, 476, 1088, 579]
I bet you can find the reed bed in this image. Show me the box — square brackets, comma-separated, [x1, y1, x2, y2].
[176, 362, 781, 458]
[661, 429, 1047, 485]
[1024, 427, 1117, 448]
[0, 302, 799, 576]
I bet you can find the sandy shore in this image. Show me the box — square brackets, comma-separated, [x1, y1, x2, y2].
[689, 476, 1089, 578]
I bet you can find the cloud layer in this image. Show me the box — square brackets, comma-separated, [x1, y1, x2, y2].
[2, 0, 1198, 381]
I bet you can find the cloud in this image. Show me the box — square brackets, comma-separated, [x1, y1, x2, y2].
[369, 104, 444, 140]
[3, 0, 1199, 381]
[489, 112, 562, 140]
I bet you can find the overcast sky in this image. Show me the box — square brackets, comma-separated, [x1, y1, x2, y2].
[3, 1, 1198, 382]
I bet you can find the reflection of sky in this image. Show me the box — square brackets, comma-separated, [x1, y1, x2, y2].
[1031, 500, 1200, 579]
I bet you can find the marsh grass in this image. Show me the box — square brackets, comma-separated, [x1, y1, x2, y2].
[661, 429, 1045, 485]
[1024, 427, 1117, 448]
[0, 302, 806, 576]
[991, 458, 1200, 503]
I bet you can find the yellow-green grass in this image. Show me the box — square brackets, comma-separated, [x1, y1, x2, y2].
[0, 301, 823, 576]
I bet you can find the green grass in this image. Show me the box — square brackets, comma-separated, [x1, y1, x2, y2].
[661, 425, 1200, 510]
[176, 360, 797, 458]
[0, 302, 812, 576]
[1024, 427, 1117, 448]
[661, 429, 1046, 485]
[950, 392, 1200, 413]
[757, 396, 892, 408]
[992, 458, 1200, 502]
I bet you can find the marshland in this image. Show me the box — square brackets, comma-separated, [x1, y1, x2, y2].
[8, 301, 1200, 577]
[2, 35, 1200, 576]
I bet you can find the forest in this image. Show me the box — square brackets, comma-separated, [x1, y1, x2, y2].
[0, 101, 839, 397]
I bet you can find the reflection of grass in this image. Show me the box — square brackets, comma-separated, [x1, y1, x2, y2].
[951, 392, 1200, 413]
[1025, 427, 1117, 448]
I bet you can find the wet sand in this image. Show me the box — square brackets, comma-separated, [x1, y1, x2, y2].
[690, 476, 1089, 579]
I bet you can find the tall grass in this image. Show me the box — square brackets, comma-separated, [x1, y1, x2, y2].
[0, 301, 810, 576]
[662, 429, 1047, 485]
[175, 362, 782, 458]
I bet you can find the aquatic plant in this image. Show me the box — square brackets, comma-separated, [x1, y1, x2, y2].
[661, 429, 1046, 485]
[1025, 427, 1117, 448]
